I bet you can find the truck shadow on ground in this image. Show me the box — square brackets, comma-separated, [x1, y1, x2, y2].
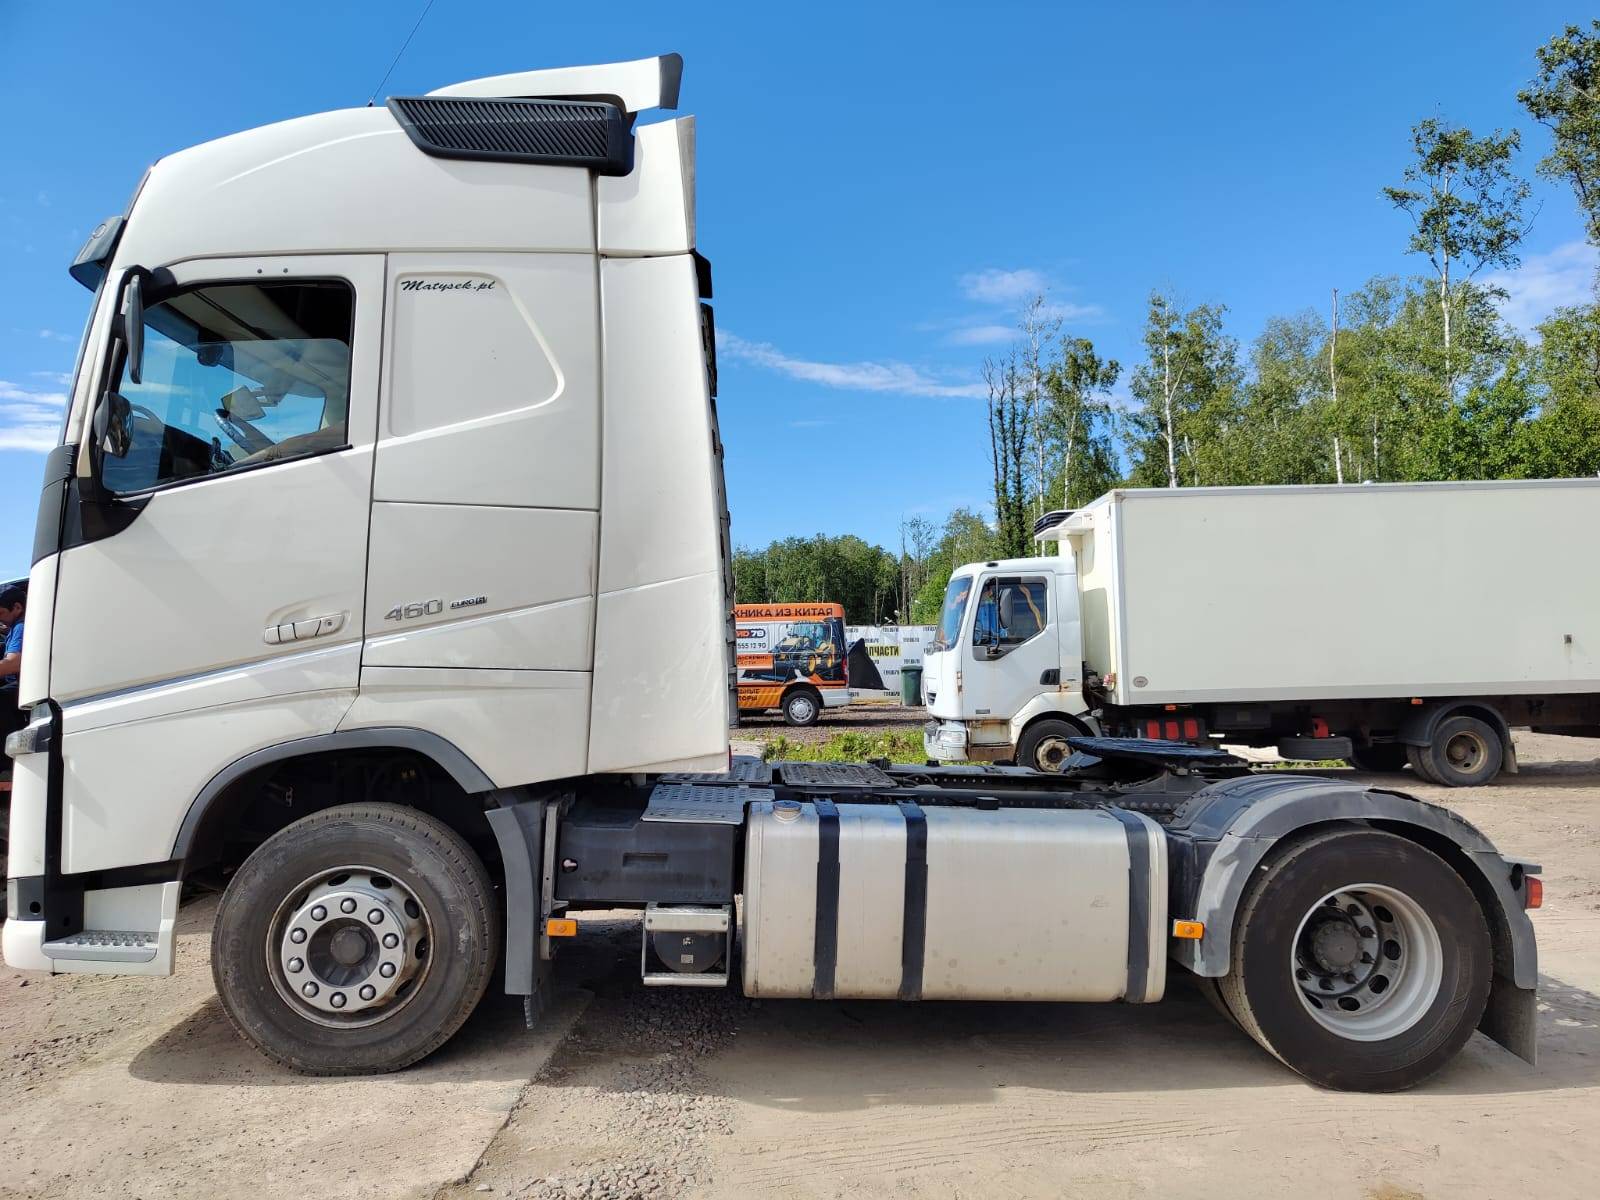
[126, 917, 1599, 1103]
[126, 986, 580, 1088]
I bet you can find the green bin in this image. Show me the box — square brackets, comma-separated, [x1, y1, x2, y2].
[901, 665, 924, 706]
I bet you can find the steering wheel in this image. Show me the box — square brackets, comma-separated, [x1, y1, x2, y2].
[213, 407, 273, 455]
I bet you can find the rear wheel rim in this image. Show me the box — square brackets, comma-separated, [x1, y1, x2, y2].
[1290, 883, 1442, 1041]
[789, 695, 816, 722]
[267, 865, 433, 1029]
[1444, 730, 1487, 775]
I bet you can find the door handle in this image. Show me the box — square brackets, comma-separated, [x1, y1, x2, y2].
[263, 612, 347, 645]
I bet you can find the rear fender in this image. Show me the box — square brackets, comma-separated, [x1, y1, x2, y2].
[1166, 774, 1539, 1063]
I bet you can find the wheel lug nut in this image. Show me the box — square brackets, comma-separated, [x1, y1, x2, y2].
[1343, 973, 1357, 984]
[1295, 968, 1309, 981]
[341, 898, 357, 914]
[330, 992, 347, 1009]
[382, 933, 399, 949]
[302, 982, 319, 997]
[380, 962, 397, 978]
[310, 905, 327, 921]
[290, 928, 307, 944]
[1319, 978, 1333, 991]
[359, 985, 377, 1001]
[287, 957, 304, 973]
[1359, 926, 1375, 938]
[368, 909, 385, 926]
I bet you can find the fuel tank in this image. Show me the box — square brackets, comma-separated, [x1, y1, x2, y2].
[740, 800, 1166, 1003]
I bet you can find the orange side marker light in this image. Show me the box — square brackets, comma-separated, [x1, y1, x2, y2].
[1525, 878, 1543, 910]
[546, 918, 578, 937]
[1171, 919, 1205, 940]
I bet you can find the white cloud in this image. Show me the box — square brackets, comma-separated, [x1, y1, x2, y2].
[946, 323, 1017, 347]
[788, 418, 834, 428]
[31, 370, 72, 386]
[0, 380, 66, 452]
[1481, 240, 1600, 332]
[37, 329, 74, 343]
[718, 330, 986, 399]
[960, 268, 1049, 305]
[1037, 300, 1104, 323]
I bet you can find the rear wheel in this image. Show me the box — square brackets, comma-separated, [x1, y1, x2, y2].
[1406, 715, 1503, 787]
[1015, 718, 1083, 772]
[782, 687, 822, 727]
[1218, 828, 1490, 1091]
[212, 803, 498, 1074]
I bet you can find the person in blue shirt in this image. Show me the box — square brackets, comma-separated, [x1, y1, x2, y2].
[1, 582, 27, 766]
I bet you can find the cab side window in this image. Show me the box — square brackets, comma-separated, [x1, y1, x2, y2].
[100, 280, 354, 494]
[972, 577, 1050, 646]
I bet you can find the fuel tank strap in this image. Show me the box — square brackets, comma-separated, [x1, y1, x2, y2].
[896, 800, 928, 1000]
[1102, 807, 1152, 1002]
[812, 798, 840, 999]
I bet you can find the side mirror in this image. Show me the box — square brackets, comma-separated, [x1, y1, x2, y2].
[998, 586, 1016, 633]
[121, 273, 145, 385]
[93, 392, 133, 459]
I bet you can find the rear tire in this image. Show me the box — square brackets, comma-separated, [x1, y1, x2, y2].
[212, 803, 499, 1075]
[782, 687, 822, 727]
[1407, 715, 1503, 788]
[1218, 828, 1490, 1092]
[1015, 718, 1083, 772]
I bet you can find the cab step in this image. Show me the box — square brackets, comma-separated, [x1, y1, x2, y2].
[42, 929, 160, 963]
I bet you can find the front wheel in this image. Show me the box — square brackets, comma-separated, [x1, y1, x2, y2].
[782, 687, 822, 727]
[1218, 828, 1490, 1091]
[212, 803, 499, 1074]
[1015, 718, 1082, 772]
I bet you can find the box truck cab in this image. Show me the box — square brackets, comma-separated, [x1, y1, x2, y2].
[922, 556, 1096, 768]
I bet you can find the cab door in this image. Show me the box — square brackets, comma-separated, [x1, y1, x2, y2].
[48, 255, 383, 873]
[962, 574, 1058, 724]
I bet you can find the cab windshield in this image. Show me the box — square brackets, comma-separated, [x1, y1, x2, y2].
[932, 575, 974, 650]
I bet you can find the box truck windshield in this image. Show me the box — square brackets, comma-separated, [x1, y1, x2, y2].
[934, 574, 974, 651]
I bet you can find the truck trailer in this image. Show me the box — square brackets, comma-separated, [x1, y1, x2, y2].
[924, 481, 1600, 783]
[4, 56, 1541, 1092]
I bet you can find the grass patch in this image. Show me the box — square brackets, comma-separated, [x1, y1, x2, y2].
[759, 729, 930, 764]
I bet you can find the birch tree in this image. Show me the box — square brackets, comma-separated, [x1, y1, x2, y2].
[1520, 21, 1600, 246]
[1383, 118, 1530, 397]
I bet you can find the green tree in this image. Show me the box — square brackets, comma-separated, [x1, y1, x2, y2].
[1383, 118, 1531, 395]
[1124, 293, 1242, 487]
[1520, 21, 1600, 246]
[985, 352, 1033, 557]
[1045, 338, 1122, 510]
[908, 508, 1001, 624]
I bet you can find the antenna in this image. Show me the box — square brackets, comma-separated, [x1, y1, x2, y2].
[366, 0, 440, 107]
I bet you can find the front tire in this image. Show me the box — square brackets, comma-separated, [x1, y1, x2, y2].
[1218, 828, 1490, 1091]
[782, 687, 822, 727]
[1015, 718, 1082, 772]
[212, 803, 499, 1075]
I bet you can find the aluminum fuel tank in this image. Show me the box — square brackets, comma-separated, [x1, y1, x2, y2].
[740, 800, 1166, 1003]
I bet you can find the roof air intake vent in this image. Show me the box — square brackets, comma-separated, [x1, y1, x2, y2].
[388, 96, 633, 175]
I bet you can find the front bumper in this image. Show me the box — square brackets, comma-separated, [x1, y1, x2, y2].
[923, 719, 1015, 764]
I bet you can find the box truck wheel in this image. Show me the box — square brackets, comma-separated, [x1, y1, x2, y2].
[782, 686, 823, 727]
[1016, 718, 1083, 772]
[1217, 828, 1490, 1092]
[212, 802, 499, 1074]
[1406, 715, 1503, 787]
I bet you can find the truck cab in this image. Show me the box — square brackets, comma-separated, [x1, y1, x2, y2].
[922, 555, 1095, 769]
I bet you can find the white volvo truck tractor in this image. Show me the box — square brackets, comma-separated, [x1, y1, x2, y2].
[4, 55, 1541, 1091]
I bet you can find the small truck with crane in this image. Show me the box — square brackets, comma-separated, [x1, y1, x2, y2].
[4, 55, 1541, 1091]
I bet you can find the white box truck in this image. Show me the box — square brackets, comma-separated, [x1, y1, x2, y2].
[923, 482, 1600, 784]
[2, 57, 1542, 1092]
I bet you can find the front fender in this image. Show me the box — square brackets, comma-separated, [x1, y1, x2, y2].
[1164, 773, 1540, 1061]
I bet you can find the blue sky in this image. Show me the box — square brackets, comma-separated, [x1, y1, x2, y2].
[2, 0, 1596, 579]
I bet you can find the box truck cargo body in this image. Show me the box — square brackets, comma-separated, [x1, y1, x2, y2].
[925, 480, 1600, 784]
[2, 56, 1543, 1094]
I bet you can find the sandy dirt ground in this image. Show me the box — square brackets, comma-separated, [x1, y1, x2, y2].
[3, 731, 1599, 1199]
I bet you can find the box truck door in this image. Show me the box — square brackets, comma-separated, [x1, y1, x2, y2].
[964, 575, 1057, 724]
[48, 255, 382, 873]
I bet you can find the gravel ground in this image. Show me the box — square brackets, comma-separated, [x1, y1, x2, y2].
[3, 731, 1599, 1199]
[732, 701, 925, 749]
